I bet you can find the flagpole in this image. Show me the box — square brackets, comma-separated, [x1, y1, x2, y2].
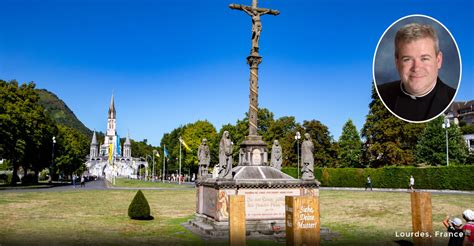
[179, 138, 182, 185]
[152, 150, 155, 182]
[162, 145, 166, 183]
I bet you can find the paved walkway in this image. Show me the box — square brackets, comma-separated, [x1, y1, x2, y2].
[0, 180, 472, 195]
[0, 179, 195, 192]
[0, 179, 108, 192]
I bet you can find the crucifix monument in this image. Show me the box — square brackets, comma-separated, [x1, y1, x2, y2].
[186, 1, 320, 239]
[230, 0, 279, 167]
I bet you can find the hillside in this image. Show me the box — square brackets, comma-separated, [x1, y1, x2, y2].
[36, 89, 92, 137]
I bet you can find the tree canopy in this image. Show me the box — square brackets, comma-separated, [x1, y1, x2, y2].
[361, 85, 425, 167]
[415, 116, 469, 165]
[0, 80, 57, 184]
[338, 119, 362, 167]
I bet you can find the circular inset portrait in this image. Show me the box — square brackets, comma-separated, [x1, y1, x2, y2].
[373, 14, 461, 123]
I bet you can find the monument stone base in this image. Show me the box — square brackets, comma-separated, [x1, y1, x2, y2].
[186, 166, 320, 239]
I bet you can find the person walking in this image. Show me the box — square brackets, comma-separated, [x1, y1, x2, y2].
[80, 175, 85, 188]
[365, 175, 373, 191]
[409, 175, 415, 192]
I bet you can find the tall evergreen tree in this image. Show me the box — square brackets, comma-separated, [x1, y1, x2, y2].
[338, 119, 362, 167]
[415, 117, 469, 165]
[361, 85, 425, 167]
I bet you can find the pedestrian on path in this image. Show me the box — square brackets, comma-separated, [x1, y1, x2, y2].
[80, 175, 85, 187]
[409, 175, 415, 192]
[365, 175, 373, 191]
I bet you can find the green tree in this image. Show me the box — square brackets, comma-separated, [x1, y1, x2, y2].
[461, 124, 474, 135]
[338, 119, 362, 167]
[180, 120, 217, 174]
[213, 108, 275, 164]
[160, 125, 185, 175]
[257, 108, 275, 141]
[267, 116, 302, 167]
[0, 80, 57, 184]
[361, 85, 425, 167]
[131, 139, 156, 159]
[415, 117, 469, 165]
[54, 125, 89, 178]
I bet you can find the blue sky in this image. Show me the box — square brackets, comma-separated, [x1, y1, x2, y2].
[1, 0, 473, 146]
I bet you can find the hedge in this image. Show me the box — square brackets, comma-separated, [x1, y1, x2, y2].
[282, 166, 474, 191]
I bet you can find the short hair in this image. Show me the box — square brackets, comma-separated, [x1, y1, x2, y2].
[395, 23, 439, 58]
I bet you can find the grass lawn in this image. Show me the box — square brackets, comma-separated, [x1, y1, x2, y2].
[0, 189, 471, 245]
[113, 178, 193, 189]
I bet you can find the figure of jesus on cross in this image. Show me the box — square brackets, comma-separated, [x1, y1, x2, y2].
[230, 0, 279, 54]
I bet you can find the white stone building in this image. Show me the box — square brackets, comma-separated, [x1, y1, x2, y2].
[85, 95, 148, 179]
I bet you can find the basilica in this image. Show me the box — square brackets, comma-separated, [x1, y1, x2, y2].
[85, 95, 148, 179]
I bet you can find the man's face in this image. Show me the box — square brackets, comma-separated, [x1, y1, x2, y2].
[396, 37, 442, 96]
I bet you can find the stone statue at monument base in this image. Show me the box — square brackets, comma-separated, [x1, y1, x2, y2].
[301, 133, 315, 180]
[197, 138, 210, 180]
[270, 139, 282, 170]
[218, 131, 233, 179]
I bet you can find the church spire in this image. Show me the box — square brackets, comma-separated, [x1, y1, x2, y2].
[91, 131, 98, 145]
[123, 132, 132, 158]
[124, 133, 131, 146]
[108, 93, 116, 119]
[90, 131, 98, 159]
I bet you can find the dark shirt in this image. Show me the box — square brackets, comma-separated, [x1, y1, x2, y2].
[377, 77, 455, 121]
[447, 226, 464, 246]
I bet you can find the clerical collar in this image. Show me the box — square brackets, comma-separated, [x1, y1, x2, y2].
[400, 79, 437, 100]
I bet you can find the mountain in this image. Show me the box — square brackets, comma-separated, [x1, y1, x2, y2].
[36, 89, 92, 137]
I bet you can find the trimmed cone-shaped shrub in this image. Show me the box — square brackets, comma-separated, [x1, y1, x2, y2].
[128, 190, 153, 220]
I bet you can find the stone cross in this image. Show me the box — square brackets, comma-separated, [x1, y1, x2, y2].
[229, 0, 279, 54]
[229, 0, 279, 137]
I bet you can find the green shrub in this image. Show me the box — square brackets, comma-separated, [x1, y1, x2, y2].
[128, 190, 153, 220]
[282, 165, 474, 190]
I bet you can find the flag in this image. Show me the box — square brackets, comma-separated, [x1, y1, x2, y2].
[163, 146, 169, 158]
[108, 143, 113, 162]
[179, 137, 191, 151]
[116, 135, 121, 156]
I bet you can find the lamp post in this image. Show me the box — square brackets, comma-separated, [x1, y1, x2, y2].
[442, 118, 450, 167]
[179, 139, 182, 185]
[162, 147, 166, 183]
[50, 136, 56, 183]
[295, 131, 301, 179]
[152, 150, 157, 182]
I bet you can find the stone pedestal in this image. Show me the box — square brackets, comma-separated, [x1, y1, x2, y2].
[187, 166, 320, 239]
